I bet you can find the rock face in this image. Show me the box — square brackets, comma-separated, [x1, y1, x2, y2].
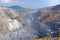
[0, 6, 39, 40]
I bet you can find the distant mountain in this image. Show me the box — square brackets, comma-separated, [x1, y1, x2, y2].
[38, 6, 52, 10]
[10, 5, 23, 9]
[10, 5, 52, 10]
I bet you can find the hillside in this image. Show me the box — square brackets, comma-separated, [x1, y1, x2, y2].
[0, 6, 39, 40]
[38, 4, 60, 37]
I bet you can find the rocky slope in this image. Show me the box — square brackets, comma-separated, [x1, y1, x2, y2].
[0, 6, 39, 40]
[38, 4, 60, 37]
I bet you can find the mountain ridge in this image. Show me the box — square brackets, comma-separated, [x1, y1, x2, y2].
[10, 5, 23, 9]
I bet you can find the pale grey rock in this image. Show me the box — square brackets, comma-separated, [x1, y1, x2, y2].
[0, 6, 39, 40]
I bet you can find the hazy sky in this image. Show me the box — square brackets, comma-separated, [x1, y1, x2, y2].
[0, 0, 60, 9]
